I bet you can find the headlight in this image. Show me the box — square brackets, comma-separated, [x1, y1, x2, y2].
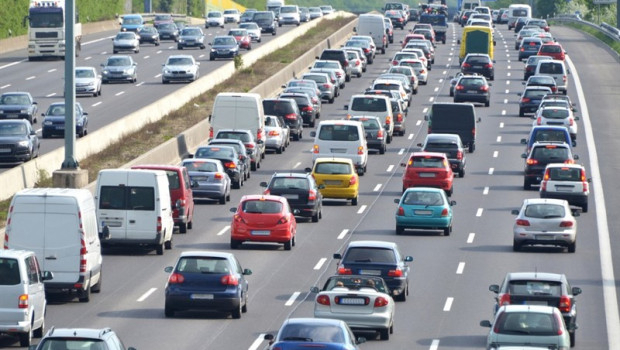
[43, 121, 53, 126]
[211, 48, 216, 52]
[178, 39, 185, 43]
[163, 69, 170, 74]
[0, 110, 4, 113]
[76, 119, 83, 126]
[20, 109, 28, 114]
[103, 70, 110, 75]
[87, 82, 95, 87]
[17, 141, 30, 147]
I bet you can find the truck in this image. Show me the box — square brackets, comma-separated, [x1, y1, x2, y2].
[419, 13, 448, 44]
[266, 0, 285, 13]
[24, 0, 82, 61]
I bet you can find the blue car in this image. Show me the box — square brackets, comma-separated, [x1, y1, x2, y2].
[41, 102, 88, 138]
[164, 251, 252, 318]
[394, 187, 456, 236]
[264, 318, 365, 350]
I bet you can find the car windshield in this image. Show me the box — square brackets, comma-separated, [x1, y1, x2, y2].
[208, 12, 222, 18]
[541, 109, 569, 119]
[242, 200, 282, 214]
[345, 40, 365, 48]
[271, 177, 309, 190]
[183, 160, 218, 172]
[167, 57, 193, 65]
[141, 27, 156, 33]
[157, 23, 176, 30]
[314, 162, 351, 175]
[116, 33, 134, 40]
[343, 247, 397, 264]
[324, 276, 388, 293]
[495, 312, 559, 336]
[281, 7, 296, 13]
[253, 13, 272, 20]
[524, 203, 566, 218]
[182, 29, 202, 36]
[353, 118, 380, 130]
[214, 37, 236, 45]
[0, 94, 30, 105]
[176, 257, 230, 274]
[351, 97, 387, 112]
[107, 57, 131, 66]
[0, 123, 27, 136]
[314, 61, 339, 69]
[36, 339, 107, 350]
[123, 17, 141, 25]
[279, 324, 344, 343]
[402, 191, 444, 206]
[240, 23, 258, 29]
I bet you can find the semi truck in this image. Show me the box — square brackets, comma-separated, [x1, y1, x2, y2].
[419, 13, 448, 44]
[24, 0, 82, 60]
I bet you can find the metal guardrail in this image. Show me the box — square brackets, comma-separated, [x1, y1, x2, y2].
[552, 14, 620, 41]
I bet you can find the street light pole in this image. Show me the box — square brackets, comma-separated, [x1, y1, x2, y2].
[62, 0, 77, 169]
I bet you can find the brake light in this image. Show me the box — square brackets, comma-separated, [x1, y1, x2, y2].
[302, 106, 313, 112]
[581, 170, 588, 192]
[472, 127, 476, 137]
[313, 144, 319, 154]
[357, 146, 364, 155]
[277, 216, 289, 225]
[385, 116, 391, 125]
[569, 117, 574, 126]
[377, 129, 384, 139]
[355, 59, 360, 67]
[268, 130, 280, 136]
[221, 274, 239, 286]
[285, 113, 297, 120]
[18, 294, 28, 309]
[397, 206, 404, 216]
[168, 272, 184, 284]
[317, 295, 331, 305]
[441, 208, 449, 217]
[338, 267, 352, 275]
[480, 85, 488, 92]
[214, 172, 224, 180]
[245, 143, 255, 149]
[462, 63, 471, 68]
[536, 117, 542, 125]
[396, 113, 403, 123]
[157, 216, 162, 233]
[308, 189, 317, 201]
[80, 238, 87, 273]
[363, 48, 369, 53]
[455, 85, 464, 91]
[335, 71, 343, 78]
[263, 189, 270, 195]
[224, 161, 236, 169]
[420, 69, 426, 74]
[522, 97, 531, 103]
[559, 295, 571, 312]
[257, 128, 264, 141]
[541, 179, 547, 191]
[563, 75, 567, 83]
[392, 60, 398, 65]
[484, 63, 493, 68]
[233, 214, 246, 224]
[456, 151, 463, 160]
[560, 220, 574, 228]
[388, 269, 403, 277]
[323, 83, 331, 89]
[520, 47, 525, 52]
[499, 293, 511, 306]
[349, 175, 357, 186]
[374, 297, 389, 307]
[516, 219, 530, 226]
[564, 159, 575, 164]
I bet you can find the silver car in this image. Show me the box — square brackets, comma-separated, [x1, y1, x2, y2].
[345, 50, 363, 78]
[302, 72, 337, 104]
[162, 55, 200, 83]
[177, 27, 206, 50]
[311, 60, 346, 88]
[239, 22, 262, 42]
[100, 55, 137, 83]
[512, 198, 578, 252]
[264, 115, 288, 154]
[112, 32, 140, 54]
[344, 47, 367, 73]
[182, 158, 231, 204]
[74, 67, 101, 97]
[311, 275, 395, 340]
[532, 106, 578, 142]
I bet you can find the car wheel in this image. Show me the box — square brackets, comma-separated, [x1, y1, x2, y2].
[156, 241, 164, 255]
[485, 100, 490, 107]
[379, 328, 390, 340]
[251, 162, 257, 171]
[513, 239, 522, 252]
[162, 79, 169, 84]
[312, 211, 319, 222]
[523, 178, 532, 190]
[581, 202, 588, 213]
[113, 50, 118, 54]
[351, 196, 358, 206]
[179, 222, 187, 233]
[284, 238, 292, 251]
[568, 241, 576, 253]
[164, 237, 172, 250]
[230, 238, 240, 249]
[446, 187, 453, 197]
[443, 226, 451, 236]
[276, 146, 283, 154]
[91, 271, 102, 293]
[570, 331, 576, 347]
[381, 47, 385, 54]
[380, 145, 385, 154]
[164, 304, 175, 318]
[519, 108, 525, 117]
[310, 119, 315, 128]
[357, 72, 362, 78]
[396, 225, 404, 235]
[459, 168, 465, 178]
[450, 90, 454, 97]
[78, 283, 91, 302]
[234, 179, 241, 189]
[33, 315, 44, 338]
[293, 133, 299, 141]
[329, 96, 335, 104]
[19, 324, 32, 347]
[395, 286, 407, 301]
[242, 295, 248, 313]
[232, 302, 242, 319]
[178, 46, 183, 50]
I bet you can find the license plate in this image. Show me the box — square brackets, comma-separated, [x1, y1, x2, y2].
[251, 230, 270, 236]
[218, 50, 228, 54]
[536, 234, 554, 240]
[466, 90, 478, 94]
[451, 164, 457, 169]
[325, 180, 342, 186]
[330, 148, 346, 153]
[419, 173, 436, 178]
[359, 269, 381, 276]
[414, 210, 433, 215]
[282, 194, 299, 200]
[191, 294, 213, 300]
[0, 149, 11, 153]
[524, 300, 548, 306]
[6, 114, 19, 119]
[555, 185, 574, 192]
[338, 297, 366, 305]
[56, 126, 65, 130]
[102, 221, 122, 227]
[192, 176, 208, 181]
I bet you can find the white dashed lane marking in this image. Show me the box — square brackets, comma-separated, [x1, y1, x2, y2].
[285, 292, 300, 306]
[443, 297, 454, 311]
[373, 184, 382, 192]
[483, 187, 489, 195]
[456, 262, 465, 275]
[337, 229, 349, 240]
[216, 226, 230, 236]
[313, 258, 327, 270]
[467, 233, 475, 243]
[137, 287, 157, 302]
[476, 208, 483, 217]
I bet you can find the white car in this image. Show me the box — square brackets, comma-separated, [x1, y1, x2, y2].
[311, 60, 346, 88]
[343, 47, 367, 72]
[112, 31, 139, 54]
[532, 106, 578, 142]
[387, 66, 418, 94]
[205, 11, 225, 28]
[398, 59, 428, 84]
[278, 5, 301, 26]
[239, 22, 262, 42]
[223, 9, 241, 24]
[540, 163, 590, 212]
[345, 50, 363, 77]
[75, 66, 102, 97]
[162, 55, 200, 83]
[264, 115, 289, 153]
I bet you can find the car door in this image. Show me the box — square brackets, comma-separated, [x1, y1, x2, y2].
[26, 255, 46, 325]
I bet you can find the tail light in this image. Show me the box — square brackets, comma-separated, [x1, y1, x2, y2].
[157, 216, 162, 233]
[357, 146, 364, 155]
[80, 238, 87, 273]
[480, 86, 488, 92]
[396, 113, 403, 123]
[462, 63, 471, 68]
[455, 85, 464, 91]
[263, 188, 270, 195]
[355, 59, 360, 67]
[420, 69, 426, 74]
[224, 161, 236, 169]
[441, 208, 449, 217]
[456, 151, 463, 160]
[551, 86, 557, 92]
[499, 293, 511, 306]
[323, 83, 331, 89]
[335, 71, 343, 78]
[214, 172, 224, 180]
[209, 127, 213, 139]
[233, 214, 246, 224]
[277, 216, 289, 225]
[564, 159, 575, 164]
[569, 118, 574, 126]
[343, 60, 348, 67]
[472, 127, 476, 137]
[257, 128, 264, 142]
[245, 143, 255, 149]
[221, 274, 239, 286]
[516, 219, 530, 226]
[330, 77, 336, 84]
[563, 75, 567, 83]
[581, 170, 588, 192]
[338, 267, 352, 275]
[397, 206, 404, 216]
[520, 47, 525, 52]
[559, 295, 571, 312]
[311, 97, 318, 104]
[541, 179, 547, 191]
[308, 189, 317, 201]
[302, 106, 313, 112]
[376, 129, 384, 139]
[526, 158, 538, 165]
[349, 176, 357, 186]
[554, 313, 565, 335]
[268, 130, 280, 136]
[168, 272, 185, 284]
[363, 48, 369, 53]
[374, 297, 389, 307]
[285, 113, 297, 120]
[313, 144, 319, 154]
[388, 268, 403, 277]
[385, 116, 391, 125]
[18, 294, 28, 309]
[522, 97, 531, 103]
[536, 117, 542, 125]
[560, 221, 574, 228]
[317, 295, 331, 305]
[484, 63, 493, 68]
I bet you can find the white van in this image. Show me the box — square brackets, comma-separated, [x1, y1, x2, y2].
[4, 188, 103, 303]
[507, 4, 532, 29]
[345, 94, 394, 143]
[461, 0, 482, 11]
[95, 169, 174, 255]
[311, 120, 368, 174]
[356, 14, 388, 54]
[0, 249, 52, 347]
[535, 60, 569, 95]
[209, 92, 266, 159]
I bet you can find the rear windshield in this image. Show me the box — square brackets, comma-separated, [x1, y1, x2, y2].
[195, 147, 235, 159]
[531, 146, 569, 161]
[176, 257, 229, 273]
[183, 161, 218, 172]
[508, 280, 563, 296]
[282, 96, 309, 107]
[539, 63, 563, 74]
[318, 124, 359, 141]
[303, 75, 327, 83]
[402, 191, 444, 206]
[373, 83, 399, 91]
[99, 186, 155, 211]
[548, 167, 582, 181]
[0, 258, 20, 285]
[216, 132, 251, 142]
[164, 170, 180, 190]
[279, 324, 344, 343]
[524, 89, 550, 98]
[242, 200, 282, 213]
[353, 118, 380, 130]
[263, 101, 295, 115]
[524, 203, 565, 218]
[343, 247, 396, 264]
[532, 130, 568, 143]
[495, 312, 559, 336]
[271, 177, 309, 190]
[541, 45, 561, 53]
[351, 97, 387, 112]
[411, 156, 445, 168]
[541, 109, 569, 119]
[314, 162, 351, 174]
[426, 142, 458, 150]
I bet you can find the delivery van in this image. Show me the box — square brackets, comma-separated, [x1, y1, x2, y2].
[458, 25, 494, 63]
[4, 188, 104, 303]
[535, 60, 569, 95]
[355, 14, 389, 54]
[209, 92, 266, 160]
[95, 169, 174, 255]
[507, 4, 532, 29]
[425, 102, 479, 152]
[345, 94, 394, 143]
[311, 120, 368, 175]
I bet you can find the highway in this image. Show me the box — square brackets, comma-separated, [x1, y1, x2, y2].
[0, 19, 619, 350]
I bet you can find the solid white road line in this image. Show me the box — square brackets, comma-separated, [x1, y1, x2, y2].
[137, 287, 157, 302]
[467, 233, 475, 243]
[566, 56, 620, 348]
[293, 161, 301, 169]
[248, 334, 266, 350]
[337, 229, 349, 240]
[443, 297, 454, 311]
[285, 292, 300, 306]
[216, 226, 230, 236]
[489, 168, 494, 175]
[313, 258, 327, 270]
[456, 262, 465, 275]
[357, 205, 367, 214]
[429, 339, 440, 350]
[476, 208, 483, 217]
[373, 184, 382, 192]
[387, 165, 394, 172]
[483, 187, 489, 195]
[92, 102, 102, 107]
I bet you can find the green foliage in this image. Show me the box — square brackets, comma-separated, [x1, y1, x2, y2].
[234, 54, 244, 69]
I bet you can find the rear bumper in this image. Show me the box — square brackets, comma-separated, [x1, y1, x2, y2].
[314, 309, 392, 329]
[396, 216, 451, 229]
[540, 191, 588, 206]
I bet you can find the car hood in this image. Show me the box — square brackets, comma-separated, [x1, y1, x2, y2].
[158, 28, 178, 34]
[103, 65, 133, 72]
[181, 35, 203, 40]
[212, 44, 238, 50]
[0, 135, 29, 143]
[75, 77, 98, 84]
[114, 39, 137, 44]
[44, 115, 83, 122]
[0, 104, 30, 111]
[164, 64, 196, 71]
[140, 32, 158, 38]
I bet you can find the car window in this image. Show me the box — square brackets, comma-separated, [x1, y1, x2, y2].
[548, 167, 581, 181]
[351, 97, 387, 112]
[216, 132, 251, 142]
[242, 200, 282, 214]
[532, 130, 568, 143]
[531, 146, 569, 161]
[176, 257, 230, 274]
[0, 123, 27, 136]
[318, 125, 359, 141]
[539, 63, 562, 74]
[195, 147, 235, 159]
[26, 255, 40, 284]
[0, 258, 20, 285]
[183, 160, 218, 172]
[279, 324, 344, 343]
[271, 177, 309, 190]
[411, 156, 445, 168]
[315, 162, 351, 175]
[524, 89, 550, 98]
[76, 69, 95, 78]
[495, 312, 558, 335]
[99, 186, 154, 211]
[353, 118, 380, 130]
[263, 101, 295, 115]
[508, 280, 563, 296]
[524, 203, 565, 218]
[403, 191, 444, 206]
[165, 170, 180, 190]
[541, 109, 569, 119]
[325, 276, 388, 293]
[343, 247, 397, 264]
[37, 339, 107, 350]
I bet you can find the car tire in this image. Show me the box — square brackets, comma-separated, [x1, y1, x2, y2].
[513, 239, 522, 252]
[164, 304, 175, 318]
[230, 238, 240, 249]
[351, 196, 358, 206]
[156, 241, 164, 255]
[379, 328, 390, 340]
[178, 46, 183, 50]
[396, 225, 404, 235]
[284, 238, 292, 251]
[19, 325, 32, 347]
[446, 187, 453, 197]
[395, 285, 407, 301]
[523, 178, 532, 190]
[450, 90, 454, 97]
[179, 222, 188, 233]
[251, 162, 257, 171]
[162, 79, 169, 84]
[276, 146, 283, 154]
[380, 145, 386, 154]
[312, 211, 320, 223]
[345, 75, 351, 82]
[357, 72, 362, 78]
[581, 202, 588, 213]
[329, 96, 335, 104]
[459, 168, 465, 178]
[443, 226, 451, 236]
[91, 272, 102, 293]
[568, 241, 576, 253]
[78, 283, 91, 302]
[232, 302, 242, 319]
[570, 331, 576, 347]
[33, 316, 44, 338]
[519, 108, 525, 117]
[164, 236, 172, 250]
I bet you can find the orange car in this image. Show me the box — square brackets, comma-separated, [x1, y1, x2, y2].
[400, 152, 454, 195]
[230, 195, 297, 250]
[538, 43, 566, 61]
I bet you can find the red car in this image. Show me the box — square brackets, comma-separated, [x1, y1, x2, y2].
[401, 33, 425, 48]
[400, 152, 455, 195]
[228, 28, 252, 50]
[230, 195, 297, 250]
[537, 43, 565, 61]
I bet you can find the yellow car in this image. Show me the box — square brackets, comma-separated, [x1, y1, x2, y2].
[306, 158, 359, 205]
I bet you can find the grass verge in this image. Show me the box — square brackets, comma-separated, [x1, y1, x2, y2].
[0, 16, 353, 227]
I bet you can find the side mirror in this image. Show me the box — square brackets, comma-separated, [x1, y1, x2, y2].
[511, 209, 520, 215]
[489, 284, 500, 293]
[100, 63, 105, 67]
[333, 253, 342, 259]
[517, 92, 522, 97]
[343, 104, 349, 109]
[304, 167, 312, 172]
[259, 181, 268, 187]
[310, 131, 316, 137]
[243, 268, 252, 275]
[572, 209, 581, 217]
[164, 266, 173, 273]
[264, 334, 275, 341]
[281, 84, 286, 88]
[310, 286, 319, 293]
[480, 320, 492, 328]
[356, 337, 366, 345]
[522, 81, 526, 85]
[572, 286, 582, 296]
[404, 256, 413, 262]
[574, 116, 580, 121]
[450, 200, 457, 206]
[424, 115, 429, 121]
[573, 154, 579, 160]
[41, 271, 54, 281]
[393, 198, 400, 204]
[521, 153, 527, 158]
[477, 117, 482, 123]
[30, 130, 36, 136]
[229, 207, 237, 213]
[317, 184, 325, 189]
[520, 138, 527, 144]
[100, 226, 111, 240]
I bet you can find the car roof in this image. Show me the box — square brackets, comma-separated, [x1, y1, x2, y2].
[403, 187, 446, 194]
[506, 271, 565, 282]
[132, 164, 183, 171]
[522, 198, 569, 206]
[179, 250, 234, 259]
[240, 194, 288, 203]
[425, 133, 461, 143]
[498, 304, 557, 314]
[411, 151, 449, 159]
[346, 240, 398, 249]
[531, 141, 570, 148]
[0, 249, 34, 258]
[271, 172, 311, 179]
[544, 163, 584, 170]
[282, 318, 345, 327]
[43, 328, 115, 339]
[216, 129, 252, 135]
